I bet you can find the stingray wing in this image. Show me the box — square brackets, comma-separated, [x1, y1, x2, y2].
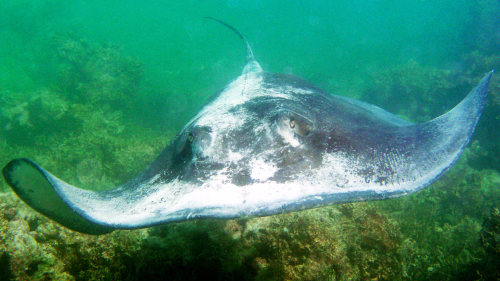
[2, 159, 114, 234]
[313, 71, 492, 200]
[332, 93, 414, 127]
[2, 71, 492, 234]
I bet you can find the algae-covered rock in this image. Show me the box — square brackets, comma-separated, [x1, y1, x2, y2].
[0, 192, 148, 281]
[0, 89, 80, 145]
[53, 36, 143, 107]
[242, 204, 404, 281]
[125, 221, 257, 281]
[477, 208, 500, 280]
[378, 152, 500, 280]
[481, 208, 500, 256]
[1, 186, 407, 281]
[360, 60, 465, 123]
[0, 192, 74, 280]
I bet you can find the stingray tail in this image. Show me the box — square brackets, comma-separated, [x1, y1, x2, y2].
[205, 16, 262, 73]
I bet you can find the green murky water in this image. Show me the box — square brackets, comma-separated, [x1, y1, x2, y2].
[0, 1, 499, 280]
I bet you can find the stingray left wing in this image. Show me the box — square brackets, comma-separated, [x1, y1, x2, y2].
[2, 159, 113, 234]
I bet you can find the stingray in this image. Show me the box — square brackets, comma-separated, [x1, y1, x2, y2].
[2, 18, 494, 234]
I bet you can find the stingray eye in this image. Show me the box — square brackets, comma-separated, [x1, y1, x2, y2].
[187, 133, 194, 143]
[276, 112, 313, 145]
[290, 114, 312, 137]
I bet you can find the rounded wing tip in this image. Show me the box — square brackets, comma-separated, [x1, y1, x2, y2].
[2, 158, 32, 187]
[2, 158, 113, 235]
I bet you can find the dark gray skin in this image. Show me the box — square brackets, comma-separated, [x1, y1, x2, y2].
[146, 72, 413, 188]
[1, 19, 493, 234]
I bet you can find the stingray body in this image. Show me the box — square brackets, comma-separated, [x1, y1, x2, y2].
[2, 19, 493, 234]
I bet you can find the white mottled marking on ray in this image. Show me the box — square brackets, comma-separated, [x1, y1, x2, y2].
[250, 158, 277, 181]
[194, 73, 262, 128]
[284, 85, 313, 95]
[227, 149, 243, 162]
[276, 121, 300, 147]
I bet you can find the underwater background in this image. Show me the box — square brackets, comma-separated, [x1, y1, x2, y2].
[0, 0, 499, 280]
